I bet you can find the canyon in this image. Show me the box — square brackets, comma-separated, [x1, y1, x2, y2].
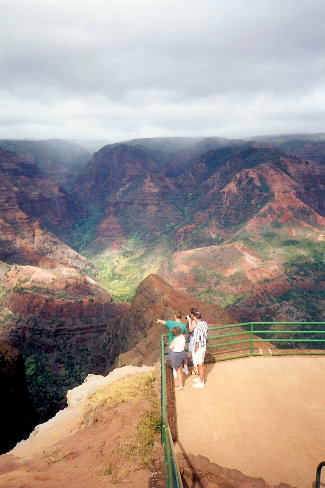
[0, 134, 324, 452]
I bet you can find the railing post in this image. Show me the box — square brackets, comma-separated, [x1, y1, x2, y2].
[250, 322, 254, 356]
[316, 461, 325, 488]
[160, 335, 166, 445]
[160, 334, 184, 488]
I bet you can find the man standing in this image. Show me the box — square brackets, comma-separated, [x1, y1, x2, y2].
[192, 311, 208, 389]
[157, 311, 189, 375]
[186, 308, 199, 375]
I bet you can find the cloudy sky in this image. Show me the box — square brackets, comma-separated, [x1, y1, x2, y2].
[0, 0, 324, 142]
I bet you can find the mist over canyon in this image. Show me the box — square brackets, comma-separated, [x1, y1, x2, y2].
[0, 134, 324, 451]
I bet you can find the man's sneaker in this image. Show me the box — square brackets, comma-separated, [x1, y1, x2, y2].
[183, 366, 189, 375]
[192, 380, 204, 389]
[192, 377, 200, 383]
[173, 368, 177, 378]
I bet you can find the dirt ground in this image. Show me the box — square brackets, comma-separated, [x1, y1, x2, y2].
[175, 355, 325, 488]
[2, 357, 324, 488]
[0, 366, 158, 488]
[0, 400, 151, 488]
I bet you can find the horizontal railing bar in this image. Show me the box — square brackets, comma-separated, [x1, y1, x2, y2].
[208, 323, 252, 330]
[253, 322, 324, 325]
[207, 353, 251, 362]
[210, 322, 325, 326]
[269, 351, 325, 355]
[207, 340, 251, 347]
[162, 324, 325, 358]
[207, 331, 324, 340]
[253, 330, 325, 334]
[208, 331, 251, 339]
[252, 338, 325, 342]
[209, 322, 325, 329]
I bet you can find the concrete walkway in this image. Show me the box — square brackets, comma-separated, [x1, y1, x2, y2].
[174, 356, 325, 488]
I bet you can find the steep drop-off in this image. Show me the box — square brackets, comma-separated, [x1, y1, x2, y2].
[0, 262, 130, 421]
[0, 341, 35, 454]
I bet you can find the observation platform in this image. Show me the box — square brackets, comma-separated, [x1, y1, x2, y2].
[174, 355, 325, 488]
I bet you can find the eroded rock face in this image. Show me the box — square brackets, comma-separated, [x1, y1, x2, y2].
[74, 143, 159, 206]
[0, 263, 131, 422]
[118, 273, 233, 367]
[75, 144, 182, 252]
[72, 140, 324, 321]
[177, 453, 295, 488]
[0, 148, 89, 270]
[0, 341, 35, 454]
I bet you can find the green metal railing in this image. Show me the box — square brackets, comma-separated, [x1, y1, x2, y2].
[160, 322, 324, 487]
[316, 461, 325, 488]
[160, 336, 183, 488]
[206, 322, 325, 361]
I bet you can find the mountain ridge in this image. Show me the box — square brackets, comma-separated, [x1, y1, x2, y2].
[0, 133, 323, 441]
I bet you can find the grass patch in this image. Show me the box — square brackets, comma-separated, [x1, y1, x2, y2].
[0, 283, 6, 307]
[42, 448, 70, 464]
[90, 247, 163, 302]
[81, 372, 159, 427]
[195, 288, 252, 309]
[99, 405, 161, 483]
[99, 463, 122, 483]
[83, 372, 160, 483]
[226, 270, 249, 287]
[117, 407, 161, 466]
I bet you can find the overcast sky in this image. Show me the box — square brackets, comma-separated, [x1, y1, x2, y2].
[0, 0, 324, 142]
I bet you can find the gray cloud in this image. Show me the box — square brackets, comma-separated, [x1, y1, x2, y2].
[0, 0, 324, 141]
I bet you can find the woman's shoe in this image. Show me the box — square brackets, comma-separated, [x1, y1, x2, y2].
[183, 365, 189, 374]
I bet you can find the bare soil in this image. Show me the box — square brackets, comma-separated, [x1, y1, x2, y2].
[0, 400, 151, 488]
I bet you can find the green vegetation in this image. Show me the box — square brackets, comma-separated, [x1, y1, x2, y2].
[0, 283, 6, 306]
[186, 228, 224, 249]
[277, 249, 325, 321]
[232, 233, 271, 260]
[257, 174, 270, 193]
[117, 406, 161, 465]
[227, 270, 249, 287]
[118, 175, 146, 200]
[25, 350, 86, 418]
[20, 317, 94, 420]
[192, 287, 252, 309]
[91, 244, 163, 302]
[281, 237, 322, 261]
[69, 208, 104, 253]
[266, 322, 325, 349]
[12, 284, 94, 301]
[284, 249, 323, 278]
[192, 264, 207, 285]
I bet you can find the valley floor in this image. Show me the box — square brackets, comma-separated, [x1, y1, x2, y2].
[175, 355, 325, 488]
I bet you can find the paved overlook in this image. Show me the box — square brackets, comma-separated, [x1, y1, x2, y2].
[175, 356, 325, 488]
